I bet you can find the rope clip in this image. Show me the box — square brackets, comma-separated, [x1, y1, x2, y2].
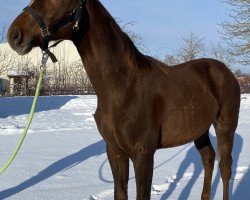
[73, 21, 80, 32]
[41, 51, 49, 69]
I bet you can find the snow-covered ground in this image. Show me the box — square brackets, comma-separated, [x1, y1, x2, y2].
[0, 95, 249, 200]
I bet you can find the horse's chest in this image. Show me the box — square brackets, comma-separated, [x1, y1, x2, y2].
[93, 111, 115, 142]
[93, 106, 159, 150]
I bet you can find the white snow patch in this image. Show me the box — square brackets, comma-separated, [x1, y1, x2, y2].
[90, 190, 114, 200]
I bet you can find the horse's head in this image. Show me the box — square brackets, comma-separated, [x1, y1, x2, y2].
[7, 0, 78, 55]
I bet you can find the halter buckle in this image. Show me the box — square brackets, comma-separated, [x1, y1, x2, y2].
[41, 27, 50, 38]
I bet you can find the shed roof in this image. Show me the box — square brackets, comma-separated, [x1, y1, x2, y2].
[7, 70, 33, 78]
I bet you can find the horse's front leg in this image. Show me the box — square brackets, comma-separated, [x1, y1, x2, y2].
[132, 150, 155, 200]
[107, 144, 129, 200]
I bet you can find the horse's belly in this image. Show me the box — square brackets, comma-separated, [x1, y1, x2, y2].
[160, 95, 219, 148]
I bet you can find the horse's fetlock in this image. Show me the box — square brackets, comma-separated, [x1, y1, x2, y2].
[201, 193, 210, 200]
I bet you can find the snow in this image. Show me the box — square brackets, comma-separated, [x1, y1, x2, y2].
[0, 94, 249, 199]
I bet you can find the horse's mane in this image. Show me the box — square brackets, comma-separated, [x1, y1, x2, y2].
[92, 0, 151, 71]
[122, 32, 151, 70]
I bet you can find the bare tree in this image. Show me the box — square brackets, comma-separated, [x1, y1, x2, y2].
[116, 18, 149, 54]
[178, 32, 205, 62]
[164, 54, 181, 66]
[220, 0, 250, 65]
[0, 26, 10, 76]
[164, 32, 205, 65]
[210, 43, 235, 68]
[0, 48, 16, 76]
[0, 25, 6, 43]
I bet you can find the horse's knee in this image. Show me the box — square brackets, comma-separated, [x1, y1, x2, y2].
[219, 156, 232, 170]
[217, 141, 233, 165]
[201, 193, 210, 200]
[132, 152, 154, 200]
[114, 191, 128, 200]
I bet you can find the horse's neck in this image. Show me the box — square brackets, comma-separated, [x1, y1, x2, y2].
[74, 0, 135, 99]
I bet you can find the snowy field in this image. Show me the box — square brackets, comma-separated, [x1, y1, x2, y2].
[0, 94, 249, 200]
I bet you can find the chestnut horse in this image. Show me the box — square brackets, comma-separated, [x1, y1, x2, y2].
[8, 0, 240, 199]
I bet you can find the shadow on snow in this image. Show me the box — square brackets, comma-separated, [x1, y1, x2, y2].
[0, 132, 245, 199]
[0, 96, 78, 118]
[0, 140, 105, 199]
[232, 167, 250, 200]
[160, 132, 243, 200]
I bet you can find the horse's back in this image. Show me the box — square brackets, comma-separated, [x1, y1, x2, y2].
[159, 58, 240, 104]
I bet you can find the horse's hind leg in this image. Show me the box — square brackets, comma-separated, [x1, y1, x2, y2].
[214, 118, 237, 200]
[213, 69, 240, 200]
[214, 98, 239, 200]
[194, 131, 215, 200]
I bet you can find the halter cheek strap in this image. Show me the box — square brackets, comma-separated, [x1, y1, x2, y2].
[23, 0, 87, 63]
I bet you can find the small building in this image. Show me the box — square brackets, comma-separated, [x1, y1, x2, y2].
[236, 75, 250, 94]
[0, 78, 9, 96]
[8, 69, 34, 96]
[0, 78, 2, 96]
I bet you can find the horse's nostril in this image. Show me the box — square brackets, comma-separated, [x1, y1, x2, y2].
[12, 28, 22, 45]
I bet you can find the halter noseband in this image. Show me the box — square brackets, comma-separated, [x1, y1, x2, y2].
[23, 0, 87, 63]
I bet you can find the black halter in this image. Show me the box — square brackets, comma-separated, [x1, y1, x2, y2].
[23, 0, 87, 63]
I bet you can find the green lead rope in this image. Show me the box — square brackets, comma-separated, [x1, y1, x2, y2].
[0, 68, 45, 175]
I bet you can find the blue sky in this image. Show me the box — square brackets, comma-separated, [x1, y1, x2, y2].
[0, 0, 227, 54]
[102, 0, 228, 56]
